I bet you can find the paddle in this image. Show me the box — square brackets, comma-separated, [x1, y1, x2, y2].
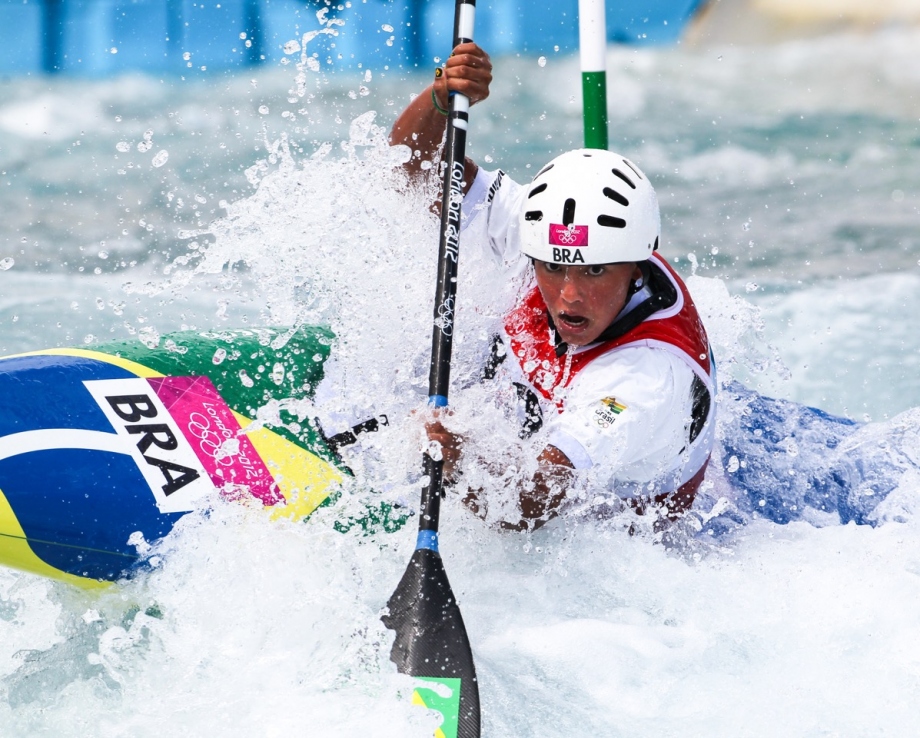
[579, 0, 609, 149]
[380, 2, 481, 737]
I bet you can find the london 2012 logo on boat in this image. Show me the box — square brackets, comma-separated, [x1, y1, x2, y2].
[85, 375, 281, 513]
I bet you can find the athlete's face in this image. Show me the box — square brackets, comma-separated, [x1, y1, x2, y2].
[533, 260, 642, 347]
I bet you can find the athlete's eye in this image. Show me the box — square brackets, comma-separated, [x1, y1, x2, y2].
[587, 265, 606, 276]
[543, 262, 563, 273]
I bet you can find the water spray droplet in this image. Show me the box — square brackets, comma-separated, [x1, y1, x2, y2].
[0, 257, 14, 270]
[138, 326, 160, 349]
[537, 56, 547, 67]
[152, 150, 169, 168]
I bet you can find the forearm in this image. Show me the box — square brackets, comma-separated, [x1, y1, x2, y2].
[389, 43, 491, 188]
[389, 84, 450, 179]
[503, 467, 571, 531]
[461, 446, 574, 531]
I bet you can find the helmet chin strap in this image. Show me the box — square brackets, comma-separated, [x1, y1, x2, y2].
[547, 260, 677, 357]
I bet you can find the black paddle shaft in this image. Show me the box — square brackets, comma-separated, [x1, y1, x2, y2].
[382, 2, 481, 737]
[421, 0, 476, 533]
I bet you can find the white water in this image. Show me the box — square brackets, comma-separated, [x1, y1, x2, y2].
[2, 21, 920, 736]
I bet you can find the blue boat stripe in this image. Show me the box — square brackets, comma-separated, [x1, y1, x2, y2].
[429, 395, 449, 408]
[416, 530, 439, 552]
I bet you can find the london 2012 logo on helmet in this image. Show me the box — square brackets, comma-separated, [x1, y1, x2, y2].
[549, 224, 589, 247]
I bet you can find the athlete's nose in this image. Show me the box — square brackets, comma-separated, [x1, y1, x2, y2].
[559, 270, 583, 304]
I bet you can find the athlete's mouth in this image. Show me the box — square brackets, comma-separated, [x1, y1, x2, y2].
[557, 312, 588, 329]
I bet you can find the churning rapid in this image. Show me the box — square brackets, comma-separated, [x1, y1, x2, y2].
[1, 19, 920, 736]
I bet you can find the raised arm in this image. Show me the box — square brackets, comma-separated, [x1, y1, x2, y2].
[389, 42, 493, 188]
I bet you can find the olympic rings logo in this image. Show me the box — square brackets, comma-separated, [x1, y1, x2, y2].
[187, 411, 236, 465]
[557, 229, 578, 245]
[435, 295, 455, 337]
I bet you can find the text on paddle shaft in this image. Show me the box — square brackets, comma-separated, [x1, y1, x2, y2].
[105, 394, 201, 495]
[443, 159, 465, 264]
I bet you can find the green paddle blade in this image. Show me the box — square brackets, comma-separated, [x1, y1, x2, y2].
[383, 547, 480, 738]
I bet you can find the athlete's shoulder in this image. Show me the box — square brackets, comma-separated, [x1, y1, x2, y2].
[570, 343, 693, 397]
[463, 168, 519, 228]
[545, 346, 697, 475]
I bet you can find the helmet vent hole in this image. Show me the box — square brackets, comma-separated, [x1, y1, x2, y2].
[653, 236, 659, 251]
[528, 183, 548, 198]
[612, 169, 636, 190]
[621, 159, 643, 180]
[524, 210, 543, 221]
[597, 215, 627, 229]
[534, 163, 554, 179]
[562, 198, 576, 226]
[603, 187, 629, 207]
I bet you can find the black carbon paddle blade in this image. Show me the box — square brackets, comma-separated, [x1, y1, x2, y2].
[383, 547, 480, 738]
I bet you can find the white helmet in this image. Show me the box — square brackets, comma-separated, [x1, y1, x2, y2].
[519, 149, 660, 265]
